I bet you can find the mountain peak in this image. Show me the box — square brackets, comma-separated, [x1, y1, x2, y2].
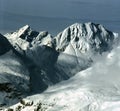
[54, 22, 117, 56]
[19, 24, 30, 30]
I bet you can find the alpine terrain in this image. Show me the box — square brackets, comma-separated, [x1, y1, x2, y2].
[0, 22, 119, 111]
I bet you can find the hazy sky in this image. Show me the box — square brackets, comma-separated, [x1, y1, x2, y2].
[0, 0, 120, 19]
[0, 0, 120, 34]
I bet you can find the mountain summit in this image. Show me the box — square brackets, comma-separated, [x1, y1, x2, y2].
[54, 22, 117, 56]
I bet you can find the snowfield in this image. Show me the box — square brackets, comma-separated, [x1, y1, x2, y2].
[19, 44, 120, 111]
[6, 44, 120, 111]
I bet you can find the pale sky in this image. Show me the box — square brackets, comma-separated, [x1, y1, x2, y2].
[0, 0, 120, 20]
[0, 0, 120, 34]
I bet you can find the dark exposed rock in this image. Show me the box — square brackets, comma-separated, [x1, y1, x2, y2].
[0, 83, 13, 92]
[20, 99, 33, 106]
[0, 33, 12, 55]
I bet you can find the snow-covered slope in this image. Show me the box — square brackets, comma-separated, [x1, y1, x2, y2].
[7, 42, 120, 111]
[0, 51, 30, 108]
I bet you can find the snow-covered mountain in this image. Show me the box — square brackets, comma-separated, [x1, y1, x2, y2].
[54, 22, 116, 55]
[0, 22, 119, 110]
[54, 22, 118, 79]
[4, 23, 117, 91]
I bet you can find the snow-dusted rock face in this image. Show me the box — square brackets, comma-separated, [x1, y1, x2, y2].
[5, 25, 53, 56]
[54, 22, 117, 58]
[0, 51, 30, 108]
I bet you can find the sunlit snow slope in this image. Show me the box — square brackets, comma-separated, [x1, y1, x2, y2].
[9, 42, 120, 111]
[38, 44, 120, 111]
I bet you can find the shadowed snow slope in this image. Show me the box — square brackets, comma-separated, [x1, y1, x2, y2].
[0, 51, 30, 108]
[0, 33, 30, 107]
